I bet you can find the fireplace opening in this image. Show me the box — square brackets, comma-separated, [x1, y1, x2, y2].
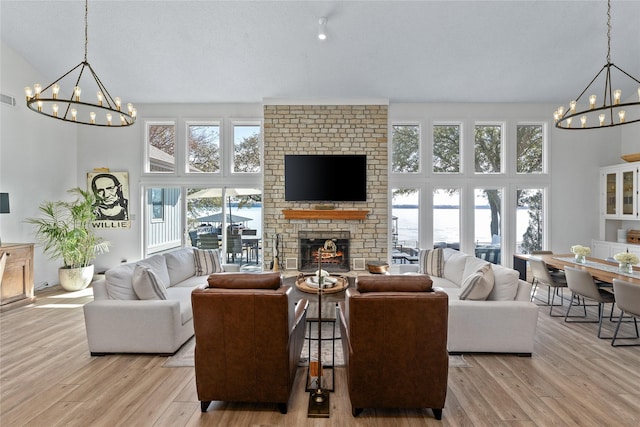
[298, 231, 350, 272]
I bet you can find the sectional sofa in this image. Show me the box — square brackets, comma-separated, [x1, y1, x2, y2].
[397, 248, 539, 355]
[83, 247, 239, 355]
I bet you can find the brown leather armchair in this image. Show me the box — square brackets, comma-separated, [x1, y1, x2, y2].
[191, 272, 308, 414]
[338, 274, 449, 419]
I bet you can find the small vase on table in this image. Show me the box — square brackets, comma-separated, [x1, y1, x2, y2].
[619, 262, 633, 274]
[575, 254, 586, 264]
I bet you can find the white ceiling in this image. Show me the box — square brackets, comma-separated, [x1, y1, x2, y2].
[2, 0, 639, 105]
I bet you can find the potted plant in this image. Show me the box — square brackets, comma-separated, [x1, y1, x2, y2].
[26, 187, 110, 291]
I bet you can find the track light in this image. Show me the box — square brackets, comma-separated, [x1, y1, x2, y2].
[318, 17, 327, 41]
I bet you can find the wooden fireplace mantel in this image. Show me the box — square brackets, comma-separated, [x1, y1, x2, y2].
[282, 209, 369, 220]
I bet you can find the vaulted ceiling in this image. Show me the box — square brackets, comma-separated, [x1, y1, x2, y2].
[2, 1, 639, 105]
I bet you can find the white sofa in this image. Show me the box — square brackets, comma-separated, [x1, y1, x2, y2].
[83, 247, 239, 355]
[398, 248, 538, 356]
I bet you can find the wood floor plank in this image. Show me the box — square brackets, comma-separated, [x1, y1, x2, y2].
[2, 285, 640, 426]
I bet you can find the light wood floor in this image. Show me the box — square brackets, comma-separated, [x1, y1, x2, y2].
[2, 285, 640, 427]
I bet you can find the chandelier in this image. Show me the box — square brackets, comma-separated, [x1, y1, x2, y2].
[554, 0, 640, 129]
[24, 0, 136, 127]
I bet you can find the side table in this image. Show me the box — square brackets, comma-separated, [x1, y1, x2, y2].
[305, 301, 338, 392]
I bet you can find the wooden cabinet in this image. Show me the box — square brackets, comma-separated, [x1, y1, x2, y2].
[0, 243, 35, 311]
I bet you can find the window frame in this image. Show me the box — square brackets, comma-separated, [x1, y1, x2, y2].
[184, 120, 223, 175]
[144, 120, 178, 175]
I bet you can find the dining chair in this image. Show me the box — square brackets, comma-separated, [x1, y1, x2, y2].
[188, 230, 199, 248]
[226, 234, 243, 263]
[611, 279, 640, 346]
[241, 229, 258, 263]
[199, 233, 219, 250]
[564, 267, 616, 339]
[528, 256, 568, 316]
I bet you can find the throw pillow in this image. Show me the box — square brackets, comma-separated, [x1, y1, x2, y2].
[459, 263, 495, 301]
[418, 248, 444, 277]
[132, 265, 168, 300]
[487, 265, 519, 301]
[194, 248, 222, 275]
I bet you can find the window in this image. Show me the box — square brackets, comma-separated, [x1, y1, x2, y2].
[474, 124, 503, 173]
[150, 188, 164, 221]
[146, 122, 176, 173]
[517, 188, 544, 253]
[433, 124, 461, 173]
[233, 124, 261, 173]
[433, 188, 460, 248]
[145, 187, 181, 254]
[391, 188, 419, 264]
[516, 124, 544, 174]
[474, 188, 503, 264]
[187, 123, 220, 173]
[391, 124, 420, 173]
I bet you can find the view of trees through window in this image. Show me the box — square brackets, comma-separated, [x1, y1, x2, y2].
[233, 124, 261, 173]
[188, 124, 220, 173]
[147, 123, 176, 172]
[391, 120, 547, 263]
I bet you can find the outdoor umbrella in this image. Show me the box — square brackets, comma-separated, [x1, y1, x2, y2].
[188, 187, 261, 225]
[196, 212, 252, 224]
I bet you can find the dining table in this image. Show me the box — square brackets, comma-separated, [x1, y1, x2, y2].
[513, 253, 640, 286]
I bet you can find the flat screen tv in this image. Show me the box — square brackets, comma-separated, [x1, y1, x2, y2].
[284, 154, 367, 202]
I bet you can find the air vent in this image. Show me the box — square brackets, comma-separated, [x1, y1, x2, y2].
[0, 93, 17, 107]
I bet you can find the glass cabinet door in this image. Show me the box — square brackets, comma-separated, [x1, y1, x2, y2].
[620, 167, 638, 218]
[606, 172, 617, 216]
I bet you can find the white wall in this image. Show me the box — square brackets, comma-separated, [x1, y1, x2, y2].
[1, 42, 78, 288]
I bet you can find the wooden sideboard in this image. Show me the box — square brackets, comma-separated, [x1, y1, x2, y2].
[0, 243, 35, 311]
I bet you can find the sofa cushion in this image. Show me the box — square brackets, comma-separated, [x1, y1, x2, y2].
[462, 256, 490, 283]
[165, 287, 194, 324]
[104, 263, 138, 300]
[164, 248, 196, 286]
[137, 254, 171, 288]
[207, 272, 281, 289]
[357, 274, 433, 293]
[132, 265, 168, 300]
[487, 265, 520, 301]
[194, 248, 222, 275]
[418, 248, 444, 277]
[460, 263, 494, 300]
[443, 250, 469, 285]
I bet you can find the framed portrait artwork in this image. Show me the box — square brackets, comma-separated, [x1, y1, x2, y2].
[87, 171, 130, 229]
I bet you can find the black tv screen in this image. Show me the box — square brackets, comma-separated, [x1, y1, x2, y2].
[285, 155, 367, 202]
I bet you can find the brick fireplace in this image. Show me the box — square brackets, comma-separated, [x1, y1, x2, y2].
[262, 100, 389, 271]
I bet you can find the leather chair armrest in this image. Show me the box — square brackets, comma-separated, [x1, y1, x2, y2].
[292, 298, 309, 333]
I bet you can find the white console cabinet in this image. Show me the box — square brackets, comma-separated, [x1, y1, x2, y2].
[592, 239, 640, 261]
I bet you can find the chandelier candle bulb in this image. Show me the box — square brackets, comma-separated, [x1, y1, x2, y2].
[599, 114, 606, 126]
[34, 84, 41, 98]
[37, 100, 42, 112]
[106, 113, 112, 126]
[90, 112, 96, 124]
[566, 117, 572, 128]
[120, 114, 125, 125]
[24, 87, 32, 101]
[589, 95, 597, 109]
[581, 115, 587, 127]
[570, 101, 576, 113]
[71, 109, 77, 121]
[74, 86, 81, 101]
[97, 91, 103, 106]
[614, 89, 622, 105]
[619, 110, 626, 123]
[52, 84, 59, 99]
[52, 103, 58, 117]
[115, 97, 121, 111]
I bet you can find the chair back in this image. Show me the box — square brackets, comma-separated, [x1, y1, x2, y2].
[191, 272, 307, 407]
[242, 229, 257, 236]
[529, 257, 557, 286]
[188, 230, 199, 247]
[226, 234, 242, 253]
[199, 233, 219, 249]
[564, 267, 602, 301]
[339, 275, 448, 411]
[613, 278, 640, 317]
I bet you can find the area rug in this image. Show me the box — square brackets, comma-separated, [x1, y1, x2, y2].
[163, 333, 471, 369]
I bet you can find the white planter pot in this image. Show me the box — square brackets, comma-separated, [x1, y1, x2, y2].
[59, 265, 94, 291]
